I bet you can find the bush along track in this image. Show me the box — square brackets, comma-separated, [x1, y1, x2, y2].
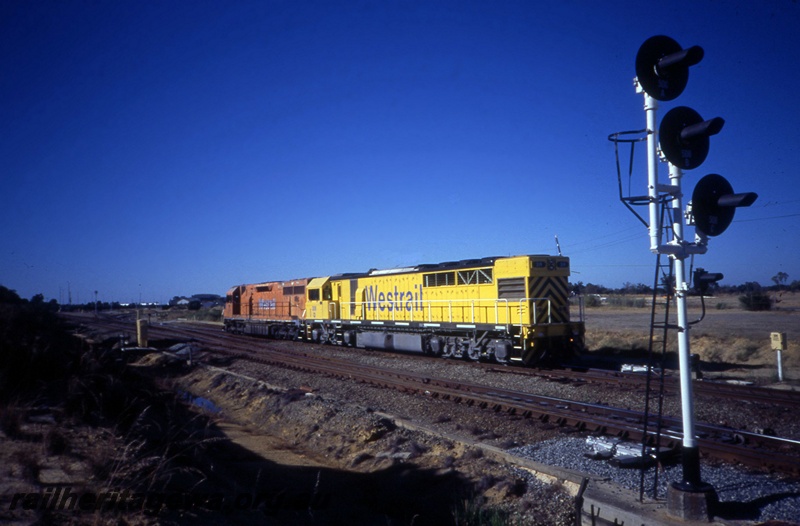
[0, 292, 249, 523]
[0, 293, 575, 525]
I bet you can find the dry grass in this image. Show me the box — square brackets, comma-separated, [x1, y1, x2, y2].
[582, 292, 800, 378]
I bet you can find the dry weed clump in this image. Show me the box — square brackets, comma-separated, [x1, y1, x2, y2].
[690, 334, 785, 366]
[584, 330, 648, 354]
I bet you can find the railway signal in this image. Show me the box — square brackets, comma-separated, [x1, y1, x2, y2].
[659, 106, 724, 170]
[635, 35, 703, 101]
[692, 268, 723, 295]
[692, 173, 758, 237]
[612, 35, 759, 520]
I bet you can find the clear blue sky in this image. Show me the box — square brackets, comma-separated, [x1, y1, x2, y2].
[2, 1, 798, 304]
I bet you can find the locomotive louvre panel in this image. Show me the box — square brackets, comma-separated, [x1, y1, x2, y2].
[497, 277, 526, 299]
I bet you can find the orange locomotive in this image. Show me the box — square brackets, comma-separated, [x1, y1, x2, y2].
[223, 278, 309, 339]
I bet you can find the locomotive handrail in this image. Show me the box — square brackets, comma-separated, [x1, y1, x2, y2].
[522, 297, 553, 325]
[335, 297, 556, 326]
[250, 300, 295, 317]
[336, 299, 513, 324]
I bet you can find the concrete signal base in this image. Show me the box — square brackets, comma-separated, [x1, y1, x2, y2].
[667, 481, 719, 522]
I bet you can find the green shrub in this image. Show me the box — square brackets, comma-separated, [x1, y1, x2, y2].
[739, 291, 772, 311]
[608, 296, 647, 308]
[584, 295, 603, 308]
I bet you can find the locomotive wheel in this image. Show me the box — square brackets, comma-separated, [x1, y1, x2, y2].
[441, 342, 455, 359]
[466, 345, 482, 362]
[427, 336, 445, 357]
[493, 352, 509, 365]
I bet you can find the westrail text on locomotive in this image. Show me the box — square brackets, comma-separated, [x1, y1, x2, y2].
[364, 284, 423, 312]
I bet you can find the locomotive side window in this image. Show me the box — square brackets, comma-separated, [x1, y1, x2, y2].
[456, 268, 494, 285]
[423, 272, 455, 287]
[308, 289, 320, 301]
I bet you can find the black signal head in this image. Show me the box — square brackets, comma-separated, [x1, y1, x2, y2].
[692, 174, 757, 237]
[659, 106, 723, 169]
[636, 36, 703, 101]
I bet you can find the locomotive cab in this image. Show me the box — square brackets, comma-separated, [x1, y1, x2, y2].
[306, 277, 340, 343]
[306, 277, 334, 317]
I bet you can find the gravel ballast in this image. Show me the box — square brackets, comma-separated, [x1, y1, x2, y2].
[511, 436, 800, 523]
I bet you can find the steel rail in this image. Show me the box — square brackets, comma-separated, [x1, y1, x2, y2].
[68, 315, 800, 474]
[210, 339, 800, 475]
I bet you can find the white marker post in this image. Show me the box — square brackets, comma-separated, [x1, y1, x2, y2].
[771, 332, 787, 382]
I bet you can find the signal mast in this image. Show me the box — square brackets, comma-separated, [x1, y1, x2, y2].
[611, 35, 757, 520]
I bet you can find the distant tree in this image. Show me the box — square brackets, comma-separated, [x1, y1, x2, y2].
[0, 286, 22, 305]
[660, 275, 675, 295]
[621, 282, 651, 295]
[772, 272, 789, 289]
[583, 283, 609, 295]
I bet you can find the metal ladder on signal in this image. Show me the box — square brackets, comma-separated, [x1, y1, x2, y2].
[638, 238, 675, 501]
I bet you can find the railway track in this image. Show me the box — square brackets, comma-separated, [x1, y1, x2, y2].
[502, 365, 800, 408]
[68, 314, 800, 475]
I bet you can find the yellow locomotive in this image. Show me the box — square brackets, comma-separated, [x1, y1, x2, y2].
[301, 254, 583, 365]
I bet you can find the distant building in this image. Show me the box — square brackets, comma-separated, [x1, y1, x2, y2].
[168, 294, 223, 309]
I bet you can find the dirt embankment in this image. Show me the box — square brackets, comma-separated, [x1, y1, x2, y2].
[161, 357, 577, 526]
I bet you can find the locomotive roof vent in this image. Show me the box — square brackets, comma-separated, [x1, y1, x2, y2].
[369, 266, 419, 276]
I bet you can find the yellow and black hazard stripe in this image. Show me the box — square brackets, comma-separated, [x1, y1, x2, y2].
[529, 275, 569, 324]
